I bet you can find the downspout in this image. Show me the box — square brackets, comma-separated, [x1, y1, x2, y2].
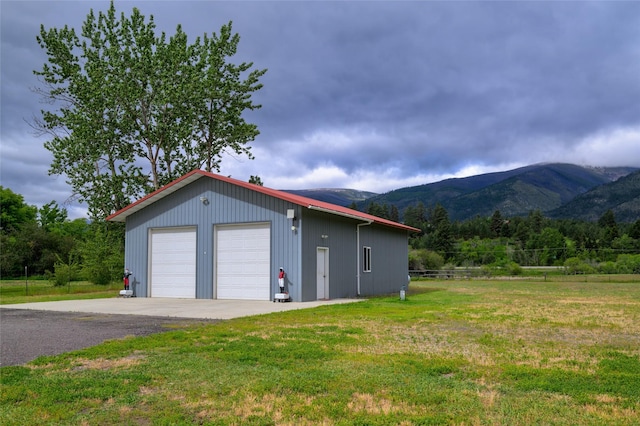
[356, 221, 372, 296]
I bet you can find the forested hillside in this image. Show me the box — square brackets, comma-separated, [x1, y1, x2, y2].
[548, 170, 640, 223]
[355, 163, 638, 222]
[283, 189, 376, 207]
[354, 165, 640, 273]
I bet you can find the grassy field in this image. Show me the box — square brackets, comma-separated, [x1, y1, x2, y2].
[1, 276, 639, 425]
[0, 280, 122, 304]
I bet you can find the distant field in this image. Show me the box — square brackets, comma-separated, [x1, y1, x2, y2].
[1, 276, 639, 424]
[413, 267, 640, 280]
[0, 280, 121, 304]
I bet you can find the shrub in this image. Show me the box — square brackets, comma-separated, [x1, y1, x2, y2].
[616, 254, 640, 274]
[422, 250, 445, 270]
[564, 257, 596, 275]
[598, 261, 617, 274]
[480, 264, 495, 277]
[408, 249, 422, 270]
[47, 254, 81, 286]
[79, 226, 123, 285]
[409, 249, 444, 271]
[506, 261, 523, 276]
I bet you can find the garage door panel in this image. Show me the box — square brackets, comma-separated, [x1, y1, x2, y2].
[216, 223, 270, 300]
[150, 228, 196, 298]
[154, 254, 193, 264]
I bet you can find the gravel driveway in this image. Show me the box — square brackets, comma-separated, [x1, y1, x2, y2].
[0, 309, 219, 367]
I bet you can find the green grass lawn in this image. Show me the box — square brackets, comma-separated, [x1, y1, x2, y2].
[1, 277, 639, 425]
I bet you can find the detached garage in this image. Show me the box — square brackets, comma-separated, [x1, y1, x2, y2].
[107, 170, 418, 302]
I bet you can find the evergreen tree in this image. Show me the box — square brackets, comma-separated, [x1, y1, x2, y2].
[501, 220, 512, 238]
[366, 202, 390, 220]
[390, 205, 400, 222]
[431, 204, 454, 258]
[598, 209, 619, 244]
[403, 202, 427, 232]
[490, 210, 503, 237]
[528, 210, 544, 234]
[630, 219, 640, 240]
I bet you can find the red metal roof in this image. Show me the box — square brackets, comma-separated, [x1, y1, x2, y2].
[106, 169, 419, 232]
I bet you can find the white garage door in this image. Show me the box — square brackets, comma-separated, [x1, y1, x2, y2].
[150, 227, 196, 298]
[216, 223, 270, 300]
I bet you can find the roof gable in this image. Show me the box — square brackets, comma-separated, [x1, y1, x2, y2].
[106, 169, 419, 232]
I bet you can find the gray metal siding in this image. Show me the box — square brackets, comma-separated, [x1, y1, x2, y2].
[300, 210, 359, 301]
[124, 178, 302, 300]
[358, 225, 410, 296]
[299, 213, 409, 301]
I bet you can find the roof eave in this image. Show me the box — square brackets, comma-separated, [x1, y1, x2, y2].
[106, 169, 420, 233]
[106, 170, 205, 222]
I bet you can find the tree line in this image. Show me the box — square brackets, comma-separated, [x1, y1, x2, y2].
[3, 187, 639, 282]
[362, 201, 640, 274]
[1, 187, 123, 283]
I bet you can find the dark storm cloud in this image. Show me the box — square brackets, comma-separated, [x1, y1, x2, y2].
[1, 1, 639, 217]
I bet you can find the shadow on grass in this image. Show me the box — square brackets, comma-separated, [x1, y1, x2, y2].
[408, 286, 446, 295]
[360, 286, 445, 302]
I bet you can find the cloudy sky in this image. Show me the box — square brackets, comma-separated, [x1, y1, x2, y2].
[2, 1, 639, 219]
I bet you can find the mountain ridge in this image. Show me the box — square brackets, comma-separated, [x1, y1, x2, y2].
[548, 169, 640, 223]
[282, 188, 376, 207]
[283, 163, 639, 223]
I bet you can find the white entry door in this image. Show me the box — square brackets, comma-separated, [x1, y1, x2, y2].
[316, 247, 329, 299]
[149, 227, 197, 298]
[216, 223, 271, 300]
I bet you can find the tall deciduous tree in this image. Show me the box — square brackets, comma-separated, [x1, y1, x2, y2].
[33, 1, 266, 219]
[191, 25, 266, 174]
[38, 201, 68, 233]
[249, 175, 264, 186]
[0, 187, 37, 233]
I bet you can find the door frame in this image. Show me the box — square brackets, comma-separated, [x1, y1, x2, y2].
[316, 247, 329, 300]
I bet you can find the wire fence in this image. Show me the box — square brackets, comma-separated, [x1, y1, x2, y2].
[409, 269, 639, 283]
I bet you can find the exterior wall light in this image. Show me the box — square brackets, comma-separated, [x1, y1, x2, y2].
[287, 209, 297, 231]
[199, 196, 209, 205]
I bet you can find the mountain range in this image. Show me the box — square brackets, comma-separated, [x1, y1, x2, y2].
[284, 188, 377, 207]
[284, 163, 640, 223]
